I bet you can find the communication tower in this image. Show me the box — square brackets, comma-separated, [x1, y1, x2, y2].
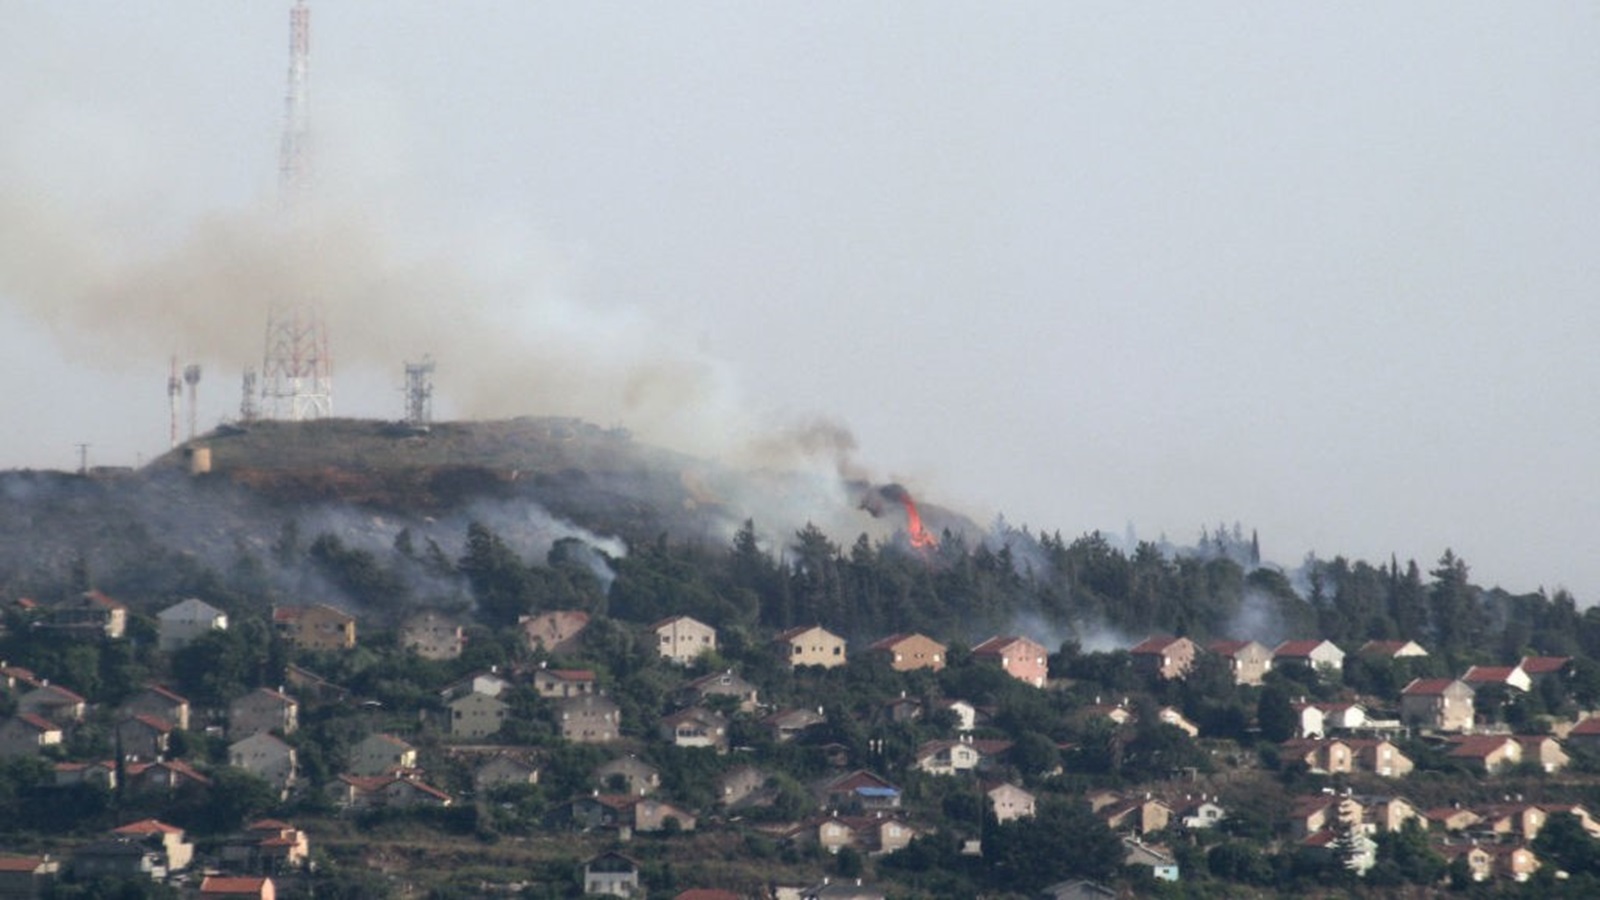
[167, 357, 182, 449]
[260, 0, 333, 421]
[183, 365, 202, 441]
[403, 356, 436, 430]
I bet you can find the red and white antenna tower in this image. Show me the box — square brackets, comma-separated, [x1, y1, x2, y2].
[260, 0, 333, 421]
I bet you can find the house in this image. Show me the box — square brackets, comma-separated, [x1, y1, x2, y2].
[972, 635, 1049, 688]
[229, 732, 298, 796]
[1290, 702, 1326, 739]
[1039, 881, 1118, 900]
[866, 633, 947, 672]
[717, 766, 770, 808]
[0, 715, 63, 758]
[474, 754, 539, 793]
[1122, 837, 1179, 881]
[1096, 795, 1174, 835]
[1514, 735, 1569, 773]
[118, 685, 190, 732]
[219, 819, 310, 873]
[883, 694, 923, 724]
[774, 625, 848, 669]
[533, 668, 597, 699]
[1077, 700, 1135, 727]
[556, 694, 621, 744]
[199, 876, 276, 899]
[763, 707, 826, 743]
[817, 770, 902, 811]
[681, 670, 760, 713]
[0, 662, 45, 694]
[1288, 795, 1364, 839]
[1471, 803, 1550, 842]
[659, 706, 730, 751]
[1281, 738, 1354, 775]
[594, 755, 660, 796]
[651, 615, 717, 664]
[1400, 678, 1474, 732]
[1358, 639, 1429, 659]
[399, 610, 465, 660]
[69, 839, 163, 881]
[447, 691, 508, 739]
[934, 699, 981, 732]
[583, 851, 641, 898]
[271, 604, 357, 652]
[1318, 702, 1369, 732]
[1273, 639, 1345, 675]
[228, 688, 299, 739]
[1348, 738, 1415, 778]
[1128, 635, 1198, 681]
[440, 669, 511, 701]
[985, 781, 1036, 822]
[114, 715, 174, 761]
[1520, 656, 1571, 685]
[914, 739, 986, 776]
[17, 684, 87, 724]
[630, 797, 697, 833]
[348, 733, 418, 777]
[1361, 795, 1424, 833]
[110, 819, 193, 872]
[520, 610, 590, 655]
[1564, 716, 1600, 751]
[1438, 842, 1540, 883]
[810, 815, 919, 856]
[53, 760, 117, 790]
[1447, 735, 1524, 774]
[799, 879, 886, 900]
[283, 663, 350, 705]
[1427, 807, 1484, 832]
[1207, 639, 1273, 685]
[1173, 794, 1226, 830]
[1303, 827, 1377, 876]
[124, 759, 210, 794]
[156, 598, 228, 652]
[0, 856, 58, 899]
[567, 794, 638, 830]
[1462, 665, 1532, 693]
[332, 773, 452, 810]
[47, 590, 127, 640]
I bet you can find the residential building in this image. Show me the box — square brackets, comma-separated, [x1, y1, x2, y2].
[348, 733, 418, 776]
[817, 770, 902, 811]
[228, 732, 298, 796]
[972, 635, 1049, 688]
[473, 755, 539, 793]
[1520, 656, 1571, 685]
[763, 707, 826, 743]
[1173, 795, 1227, 830]
[227, 688, 299, 739]
[583, 851, 641, 898]
[659, 707, 730, 751]
[1348, 738, 1415, 778]
[1448, 735, 1525, 774]
[118, 685, 190, 732]
[399, 610, 465, 660]
[651, 615, 717, 664]
[219, 819, 311, 874]
[1207, 639, 1273, 685]
[47, 590, 127, 640]
[156, 598, 228, 652]
[1129, 635, 1198, 681]
[331, 774, 452, 810]
[1273, 640, 1346, 675]
[774, 625, 848, 669]
[985, 781, 1036, 822]
[1095, 794, 1174, 835]
[17, 684, 87, 724]
[0, 856, 58, 899]
[520, 610, 590, 655]
[1122, 837, 1180, 881]
[533, 668, 597, 699]
[716, 766, 770, 808]
[0, 715, 63, 758]
[1462, 665, 1532, 693]
[199, 876, 276, 899]
[1514, 735, 1570, 773]
[594, 755, 660, 796]
[866, 633, 947, 672]
[557, 694, 621, 744]
[681, 670, 761, 713]
[1358, 639, 1429, 659]
[114, 715, 174, 761]
[110, 819, 192, 872]
[271, 604, 356, 652]
[70, 839, 163, 882]
[1400, 678, 1475, 732]
[447, 691, 508, 739]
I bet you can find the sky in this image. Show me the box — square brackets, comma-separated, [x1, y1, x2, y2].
[2, 3, 1598, 600]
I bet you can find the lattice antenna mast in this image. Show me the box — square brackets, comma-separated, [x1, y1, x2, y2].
[167, 357, 182, 449]
[404, 356, 436, 430]
[261, 0, 333, 421]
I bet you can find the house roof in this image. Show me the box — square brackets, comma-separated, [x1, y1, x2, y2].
[773, 624, 840, 643]
[1401, 677, 1464, 696]
[29, 683, 87, 704]
[674, 890, 742, 900]
[13, 713, 61, 733]
[1462, 666, 1522, 685]
[1448, 735, 1518, 759]
[138, 684, 190, 705]
[112, 818, 184, 836]
[1520, 656, 1571, 675]
[1569, 717, 1600, 736]
[972, 635, 1043, 655]
[540, 668, 597, 682]
[1206, 639, 1261, 656]
[1128, 635, 1188, 654]
[649, 614, 711, 631]
[1358, 639, 1426, 656]
[866, 632, 945, 652]
[159, 597, 224, 619]
[126, 713, 175, 733]
[1274, 639, 1338, 658]
[82, 589, 127, 611]
[200, 876, 272, 894]
[0, 857, 48, 873]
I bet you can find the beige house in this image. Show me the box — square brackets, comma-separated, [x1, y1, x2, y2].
[520, 610, 591, 655]
[0, 714, 63, 758]
[332, 774, 452, 810]
[595, 755, 659, 796]
[533, 669, 597, 699]
[229, 732, 298, 797]
[1273, 639, 1346, 675]
[1362, 795, 1424, 833]
[1129, 635, 1198, 681]
[272, 604, 356, 652]
[17, 684, 87, 724]
[914, 739, 985, 775]
[1462, 665, 1533, 693]
[681, 670, 760, 713]
[474, 755, 539, 793]
[1095, 794, 1174, 835]
[400, 610, 465, 660]
[349, 733, 418, 776]
[763, 707, 826, 743]
[48, 590, 128, 639]
[1281, 738, 1355, 775]
[1358, 639, 1429, 659]
[1514, 735, 1569, 773]
[227, 689, 299, 739]
[118, 685, 191, 732]
[157, 598, 228, 652]
[985, 782, 1036, 823]
[972, 635, 1049, 688]
[774, 625, 847, 668]
[1349, 738, 1415, 778]
[1400, 678, 1475, 732]
[1207, 639, 1273, 685]
[447, 692, 508, 739]
[115, 715, 174, 761]
[558, 694, 621, 744]
[650, 615, 717, 664]
[1448, 735, 1525, 774]
[659, 707, 729, 751]
[866, 633, 947, 672]
[111, 819, 193, 872]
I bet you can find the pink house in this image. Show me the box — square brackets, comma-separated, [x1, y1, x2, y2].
[972, 635, 1049, 688]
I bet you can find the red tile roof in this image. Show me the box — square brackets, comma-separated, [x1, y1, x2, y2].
[1128, 635, 1186, 654]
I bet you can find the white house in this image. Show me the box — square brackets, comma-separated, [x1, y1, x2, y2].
[156, 598, 228, 653]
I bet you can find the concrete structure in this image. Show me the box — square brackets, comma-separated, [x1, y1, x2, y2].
[272, 604, 356, 652]
[1400, 678, 1475, 732]
[972, 635, 1049, 688]
[156, 598, 228, 652]
[349, 733, 418, 776]
[866, 633, 947, 672]
[681, 670, 761, 712]
[1207, 639, 1273, 685]
[1273, 639, 1346, 675]
[229, 732, 298, 796]
[557, 694, 621, 744]
[118, 686, 190, 732]
[228, 688, 299, 739]
[399, 610, 465, 660]
[651, 615, 717, 664]
[447, 691, 508, 739]
[774, 625, 848, 669]
[533, 668, 597, 699]
[1129, 635, 1198, 681]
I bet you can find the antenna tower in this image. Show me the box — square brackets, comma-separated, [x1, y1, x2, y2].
[167, 357, 182, 449]
[260, 0, 333, 421]
[403, 356, 436, 430]
[183, 365, 203, 441]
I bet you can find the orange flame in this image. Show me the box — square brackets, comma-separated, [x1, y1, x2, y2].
[903, 495, 938, 549]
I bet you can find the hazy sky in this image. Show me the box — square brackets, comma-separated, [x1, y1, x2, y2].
[3, 3, 1597, 599]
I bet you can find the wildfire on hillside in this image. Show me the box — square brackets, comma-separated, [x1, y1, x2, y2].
[861, 483, 939, 550]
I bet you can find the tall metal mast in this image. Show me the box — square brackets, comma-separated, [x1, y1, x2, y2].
[261, 0, 333, 421]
